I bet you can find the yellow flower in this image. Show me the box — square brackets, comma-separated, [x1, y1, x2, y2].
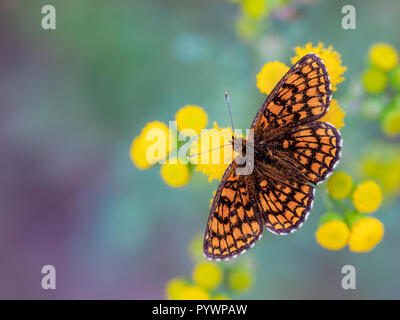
[178, 286, 210, 300]
[130, 136, 153, 170]
[352, 180, 382, 213]
[348, 217, 384, 252]
[160, 158, 190, 187]
[291, 42, 347, 91]
[319, 99, 345, 130]
[369, 43, 398, 71]
[192, 262, 223, 291]
[362, 68, 388, 94]
[190, 122, 235, 182]
[165, 278, 187, 300]
[381, 107, 400, 137]
[326, 171, 353, 199]
[315, 218, 349, 251]
[242, 0, 268, 19]
[256, 61, 289, 95]
[130, 121, 173, 170]
[176, 105, 208, 136]
[227, 267, 253, 293]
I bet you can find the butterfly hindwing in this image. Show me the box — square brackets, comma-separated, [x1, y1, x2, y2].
[277, 121, 342, 185]
[204, 163, 264, 260]
[252, 53, 332, 131]
[254, 175, 315, 234]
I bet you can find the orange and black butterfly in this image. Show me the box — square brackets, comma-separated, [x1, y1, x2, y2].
[204, 54, 341, 260]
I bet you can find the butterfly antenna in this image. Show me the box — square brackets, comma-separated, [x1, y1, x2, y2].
[225, 92, 235, 134]
[187, 144, 231, 159]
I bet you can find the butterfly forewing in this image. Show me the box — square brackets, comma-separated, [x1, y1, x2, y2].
[252, 54, 332, 130]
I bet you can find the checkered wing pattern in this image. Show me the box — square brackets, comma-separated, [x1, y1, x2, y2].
[252, 53, 332, 131]
[254, 176, 315, 234]
[203, 164, 264, 260]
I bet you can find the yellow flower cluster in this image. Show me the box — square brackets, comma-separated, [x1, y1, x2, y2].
[363, 43, 399, 93]
[316, 212, 384, 253]
[361, 43, 400, 137]
[130, 105, 211, 187]
[256, 43, 347, 130]
[317, 172, 384, 253]
[165, 235, 255, 300]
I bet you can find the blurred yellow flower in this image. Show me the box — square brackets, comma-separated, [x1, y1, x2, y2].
[326, 171, 353, 199]
[381, 107, 400, 137]
[319, 99, 345, 130]
[348, 217, 384, 252]
[227, 267, 253, 293]
[190, 122, 235, 182]
[369, 43, 398, 71]
[291, 42, 347, 91]
[192, 262, 223, 291]
[178, 285, 210, 300]
[256, 61, 289, 95]
[315, 219, 349, 251]
[176, 105, 208, 136]
[242, 0, 268, 19]
[130, 121, 173, 170]
[160, 158, 190, 187]
[362, 68, 388, 94]
[352, 180, 382, 213]
[130, 136, 154, 170]
[165, 278, 187, 300]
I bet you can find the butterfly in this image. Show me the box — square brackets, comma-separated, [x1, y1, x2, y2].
[203, 53, 341, 261]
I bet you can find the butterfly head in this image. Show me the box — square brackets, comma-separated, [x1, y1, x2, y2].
[232, 135, 247, 154]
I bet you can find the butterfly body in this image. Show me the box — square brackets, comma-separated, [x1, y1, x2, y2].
[204, 54, 341, 261]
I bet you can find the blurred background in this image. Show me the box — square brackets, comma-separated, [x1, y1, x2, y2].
[0, 0, 399, 299]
